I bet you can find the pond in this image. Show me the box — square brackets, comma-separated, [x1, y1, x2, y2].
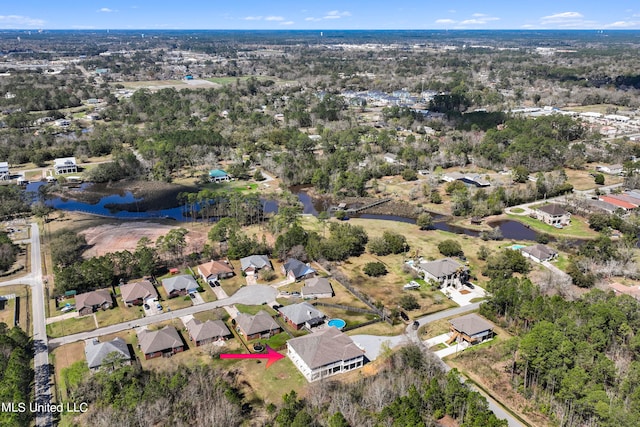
[26, 180, 544, 243]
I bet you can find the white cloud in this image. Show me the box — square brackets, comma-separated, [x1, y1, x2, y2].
[458, 15, 499, 25]
[324, 10, 351, 19]
[0, 15, 45, 28]
[460, 19, 486, 25]
[98, 8, 116, 13]
[604, 20, 639, 28]
[542, 11, 583, 20]
[280, 21, 294, 26]
[305, 17, 322, 22]
[435, 19, 456, 24]
[265, 16, 285, 21]
[472, 13, 488, 17]
[243, 16, 262, 21]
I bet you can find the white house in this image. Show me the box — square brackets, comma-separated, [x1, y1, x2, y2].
[54, 157, 78, 175]
[0, 162, 9, 180]
[287, 327, 365, 382]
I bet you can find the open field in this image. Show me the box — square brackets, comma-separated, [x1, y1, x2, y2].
[232, 356, 307, 406]
[0, 285, 29, 328]
[47, 315, 96, 338]
[506, 213, 596, 238]
[565, 165, 623, 190]
[50, 341, 86, 401]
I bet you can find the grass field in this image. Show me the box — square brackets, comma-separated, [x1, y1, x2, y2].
[46, 315, 96, 338]
[505, 213, 596, 238]
[0, 285, 29, 328]
[565, 165, 623, 190]
[50, 341, 86, 401]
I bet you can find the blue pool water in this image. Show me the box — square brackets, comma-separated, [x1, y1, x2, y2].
[327, 319, 346, 330]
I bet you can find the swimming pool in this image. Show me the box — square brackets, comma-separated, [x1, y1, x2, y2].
[327, 318, 346, 330]
[510, 244, 526, 250]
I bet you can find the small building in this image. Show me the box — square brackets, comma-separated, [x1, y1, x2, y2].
[599, 195, 637, 212]
[448, 314, 495, 345]
[137, 326, 184, 360]
[301, 277, 334, 299]
[282, 258, 316, 282]
[209, 169, 230, 183]
[416, 258, 469, 288]
[287, 327, 365, 382]
[161, 274, 199, 298]
[520, 244, 558, 263]
[75, 289, 112, 316]
[0, 162, 9, 180]
[235, 310, 281, 340]
[119, 280, 158, 306]
[383, 153, 398, 163]
[596, 164, 624, 175]
[84, 337, 132, 372]
[534, 204, 571, 227]
[53, 157, 78, 175]
[278, 302, 326, 330]
[239, 255, 272, 274]
[197, 260, 234, 283]
[185, 318, 232, 346]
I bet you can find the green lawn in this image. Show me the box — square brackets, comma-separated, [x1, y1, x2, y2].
[202, 181, 259, 193]
[255, 332, 290, 349]
[506, 214, 597, 238]
[205, 76, 278, 85]
[235, 304, 276, 316]
[46, 316, 96, 338]
[95, 306, 143, 328]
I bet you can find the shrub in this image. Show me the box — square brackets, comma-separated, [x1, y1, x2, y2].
[363, 262, 387, 277]
[438, 239, 463, 257]
[398, 294, 420, 311]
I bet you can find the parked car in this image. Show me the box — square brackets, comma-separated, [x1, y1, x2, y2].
[399, 311, 409, 321]
[61, 304, 74, 313]
[156, 304, 162, 310]
[143, 303, 150, 310]
[412, 321, 419, 330]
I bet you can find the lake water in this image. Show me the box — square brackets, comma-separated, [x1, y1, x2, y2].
[26, 181, 543, 242]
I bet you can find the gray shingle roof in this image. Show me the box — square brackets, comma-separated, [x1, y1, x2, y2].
[84, 337, 131, 369]
[521, 244, 557, 261]
[278, 302, 325, 325]
[137, 326, 183, 354]
[301, 277, 333, 296]
[418, 258, 466, 279]
[161, 275, 199, 294]
[283, 258, 315, 279]
[449, 314, 494, 337]
[75, 289, 112, 311]
[235, 310, 280, 336]
[120, 280, 157, 303]
[240, 255, 271, 271]
[287, 327, 364, 369]
[537, 204, 567, 216]
[186, 319, 231, 342]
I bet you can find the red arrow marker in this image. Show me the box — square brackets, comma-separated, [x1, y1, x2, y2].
[219, 345, 285, 368]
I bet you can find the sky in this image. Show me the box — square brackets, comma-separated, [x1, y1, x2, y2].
[2, 1, 640, 30]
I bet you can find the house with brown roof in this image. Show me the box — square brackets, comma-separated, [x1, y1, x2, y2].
[534, 204, 571, 227]
[287, 327, 365, 382]
[447, 313, 495, 345]
[120, 280, 158, 306]
[197, 260, 234, 283]
[301, 277, 334, 299]
[235, 310, 281, 340]
[137, 326, 185, 360]
[185, 318, 232, 346]
[75, 289, 113, 316]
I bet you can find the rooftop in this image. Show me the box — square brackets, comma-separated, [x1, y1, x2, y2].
[85, 337, 131, 369]
[287, 327, 364, 369]
[137, 326, 183, 354]
[450, 314, 494, 337]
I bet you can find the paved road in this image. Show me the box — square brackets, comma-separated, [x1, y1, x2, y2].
[49, 285, 277, 348]
[0, 223, 52, 427]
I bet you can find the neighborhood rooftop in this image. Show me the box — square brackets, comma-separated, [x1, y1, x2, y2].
[287, 327, 364, 370]
[138, 326, 183, 355]
[84, 337, 131, 370]
[449, 314, 494, 337]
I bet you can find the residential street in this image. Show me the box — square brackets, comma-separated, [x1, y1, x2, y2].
[0, 223, 52, 427]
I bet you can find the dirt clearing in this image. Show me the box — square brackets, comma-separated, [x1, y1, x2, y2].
[80, 221, 208, 257]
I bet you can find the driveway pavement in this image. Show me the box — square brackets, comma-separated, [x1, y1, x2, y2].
[190, 292, 205, 305]
[350, 334, 409, 361]
[442, 283, 486, 306]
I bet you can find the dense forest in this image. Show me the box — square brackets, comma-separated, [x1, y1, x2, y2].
[0, 324, 34, 427]
[480, 279, 640, 427]
[64, 345, 506, 427]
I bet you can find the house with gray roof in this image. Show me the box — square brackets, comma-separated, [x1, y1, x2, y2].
[287, 327, 365, 382]
[239, 255, 272, 274]
[120, 280, 158, 306]
[235, 310, 281, 340]
[137, 326, 184, 360]
[278, 302, 326, 330]
[416, 258, 468, 288]
[520, 244, 558, 264]
[301, 277, 334, 299]
[84, 337, 132, 372]
[282, 258, 316, 282]
[161, 274, 199, 298]
[185, 319, 232, 346]
[75, 289, 113, 316]
[448, 314, 495, 345]
[534, 204, 570, 227]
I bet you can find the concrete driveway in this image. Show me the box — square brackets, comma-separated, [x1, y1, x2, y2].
[190, 292, 205, 305]
[441, 283, 486, 306]
[350, 334, 409, 361]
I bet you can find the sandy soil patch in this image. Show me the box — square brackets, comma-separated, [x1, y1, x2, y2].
[80, 221, 207, 258]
